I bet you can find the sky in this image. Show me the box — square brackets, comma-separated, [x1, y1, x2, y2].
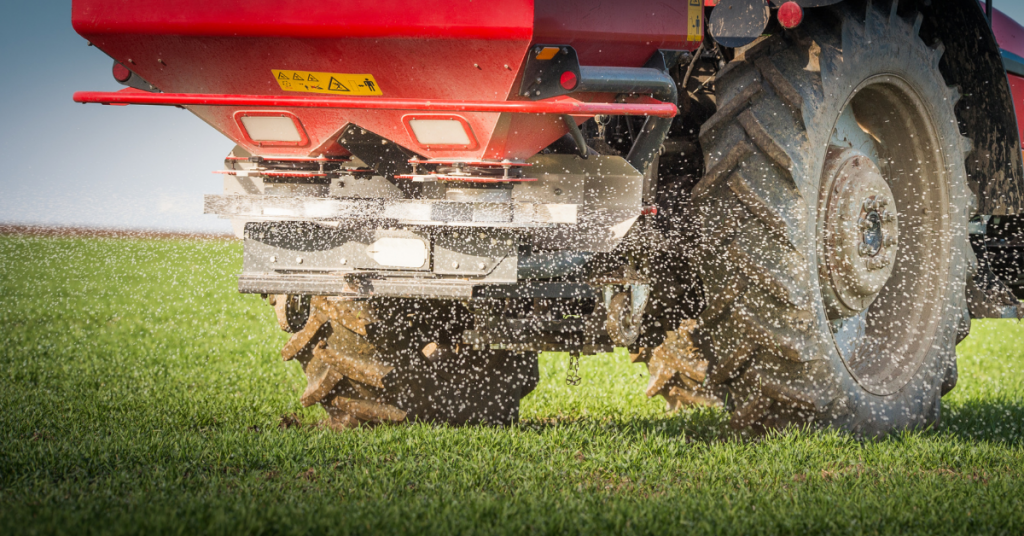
[2, 1, 1024, 233]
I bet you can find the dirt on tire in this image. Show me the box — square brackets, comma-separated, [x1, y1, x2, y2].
[279, 297, 539, 429]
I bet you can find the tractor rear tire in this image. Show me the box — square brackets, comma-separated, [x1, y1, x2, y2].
[279, 297, 539, 429]
[692, 2, 974, 435]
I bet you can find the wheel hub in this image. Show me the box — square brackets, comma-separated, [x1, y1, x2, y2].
[822, 151, 899, 318]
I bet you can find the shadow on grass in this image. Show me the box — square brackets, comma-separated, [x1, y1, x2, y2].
[515, 397, 1024, 447]
[517, 407, 734, 444]
[940, 398, 1024, 446]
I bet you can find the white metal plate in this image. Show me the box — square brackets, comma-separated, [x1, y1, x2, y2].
[366, 237, 427, 268]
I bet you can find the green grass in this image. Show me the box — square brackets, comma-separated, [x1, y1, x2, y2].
[0, 235, 1022, 535]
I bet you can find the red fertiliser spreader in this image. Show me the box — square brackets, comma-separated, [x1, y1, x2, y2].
[73, 0, 1024, 436]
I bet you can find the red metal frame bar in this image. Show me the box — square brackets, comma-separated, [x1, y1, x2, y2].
[224, 156, 350, 162]
[214, 170, 328, 178]
[395, 174, 537, 183]
[408, 159, 531, 166]
[72, 91, 678, 118]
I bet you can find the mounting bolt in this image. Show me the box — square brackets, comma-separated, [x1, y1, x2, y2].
[269, 256, 277, 263]
[296, 257, 303, 264]
[452, 261, 460, 269]
[340, 258, 347, 265]
[478, 262, 487, 270]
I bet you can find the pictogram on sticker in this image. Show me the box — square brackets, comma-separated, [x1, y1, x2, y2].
[687, 0, 704, 42]
[271, 70, 383, 96]
[328, 77, 349, 92]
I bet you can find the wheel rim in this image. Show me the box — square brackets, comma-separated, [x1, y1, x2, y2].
[817, 75, 952, 396]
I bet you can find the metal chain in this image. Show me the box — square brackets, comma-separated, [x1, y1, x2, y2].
[565, 354, 581, 386]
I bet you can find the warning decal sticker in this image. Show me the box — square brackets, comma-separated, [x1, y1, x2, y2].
[271, 70, 383, 96]
[687, 0, 703, 42]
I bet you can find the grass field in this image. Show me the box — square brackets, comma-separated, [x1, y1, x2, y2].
[1, 235, 1022, 535]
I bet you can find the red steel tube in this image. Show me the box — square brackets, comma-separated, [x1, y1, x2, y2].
[72, 91, 678, 117]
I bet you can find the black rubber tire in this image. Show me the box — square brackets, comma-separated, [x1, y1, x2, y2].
[692, 2, 974, 435]
[280, 297, 539, 429]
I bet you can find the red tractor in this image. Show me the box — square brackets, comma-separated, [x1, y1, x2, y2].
[74, 0, 1024, 435]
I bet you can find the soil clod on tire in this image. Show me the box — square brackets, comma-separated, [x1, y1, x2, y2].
[278, 297, 539, 429]
[633, 320, 722, 410]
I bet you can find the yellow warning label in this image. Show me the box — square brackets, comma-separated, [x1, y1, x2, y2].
[271, 70, 383, 96]
[687, 0, 704, 42]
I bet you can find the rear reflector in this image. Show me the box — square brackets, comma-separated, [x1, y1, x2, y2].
[405, 116, 477, 149]
[367, 237, 427, 268]
[560, 70, 578, 90]
[535, 46, 561, 60]
[778, 1, 803, 29]
[112, 62, 131, 83]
